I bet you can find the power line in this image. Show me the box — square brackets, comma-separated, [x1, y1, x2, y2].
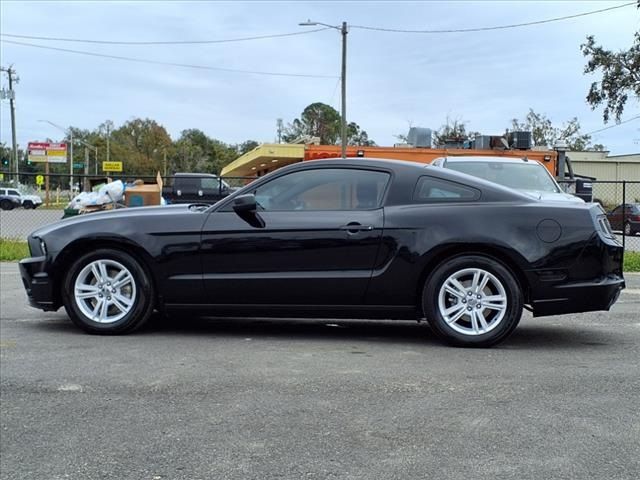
[0, 28, 330, 45]
[351, 2, 635, 33]
[2, 40, 339, 79]
[585, 115, 640, 136]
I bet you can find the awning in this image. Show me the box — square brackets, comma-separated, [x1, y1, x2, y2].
[221, 143, 305, 177]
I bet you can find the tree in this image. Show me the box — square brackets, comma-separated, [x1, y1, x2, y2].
[283, 102, 341, 144]
[237, 140, 259, 155]
[283, 102, 375, 145]
[347, 122, 376, 146]
[111, 118, 172, 175]
[581, 32, 640, 123]
[432, 117, 479, 147]
[510, 109, 593, 151]
[174, 129, 238, 174]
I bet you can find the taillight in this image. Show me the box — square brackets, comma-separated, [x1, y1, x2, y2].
[596, 215, 615, 238]
[629, 215, 640, 221]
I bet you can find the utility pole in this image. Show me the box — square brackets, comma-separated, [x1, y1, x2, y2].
[163, 149, 167, 176]
[340, 21, 347, 159]
[104, 120, 113, 163]
[276, 118, 283, 144]
[299, 21, 348, 158]
[1, 66, 19, 181]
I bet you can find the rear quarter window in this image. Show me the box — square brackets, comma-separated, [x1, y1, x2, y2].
[414, 176, 481, 203]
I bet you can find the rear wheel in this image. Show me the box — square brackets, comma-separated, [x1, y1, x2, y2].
[423, 255, 523, 347]
[62, 249, 154, 334]
[0, 199, 15, 210]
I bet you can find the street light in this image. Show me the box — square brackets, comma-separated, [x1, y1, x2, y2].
[39, 119, 74, 193]
[299, 19, 348, 159]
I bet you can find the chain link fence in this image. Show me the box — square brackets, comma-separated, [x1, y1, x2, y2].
[0, 172, 254, 240]
[558, 180, 640, 252]
[2, 173, 639, 253]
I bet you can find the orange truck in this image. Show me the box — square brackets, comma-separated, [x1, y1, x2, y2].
[303, 143, 593, 201]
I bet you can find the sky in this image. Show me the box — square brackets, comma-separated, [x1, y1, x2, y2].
[1, 0, 639, 155]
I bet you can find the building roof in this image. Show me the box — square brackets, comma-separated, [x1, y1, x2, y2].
[221, 143, 305, 177]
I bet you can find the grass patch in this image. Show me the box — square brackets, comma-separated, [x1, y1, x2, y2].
[0, 239, 29, 262]
[624, 251, 640, 272]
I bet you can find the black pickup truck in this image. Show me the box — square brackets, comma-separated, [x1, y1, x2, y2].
[162, 173, 237, 205]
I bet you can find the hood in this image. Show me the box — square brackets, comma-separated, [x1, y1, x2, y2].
[32, 203, 196, 238]
[520, 190, 585, 203]
[22, 194, 42, 202]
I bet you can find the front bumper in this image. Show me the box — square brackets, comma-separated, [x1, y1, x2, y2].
[19, 256, 58, 311]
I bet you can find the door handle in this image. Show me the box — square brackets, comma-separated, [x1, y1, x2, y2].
[339, 222, 374, 234]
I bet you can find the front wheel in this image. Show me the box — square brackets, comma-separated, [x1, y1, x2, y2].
[62, 249, 154, 334]
[23, 200, 34, 209]
[423, 255, 523, 347]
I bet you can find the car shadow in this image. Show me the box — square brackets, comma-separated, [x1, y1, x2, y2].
[139, 313, 623, 350]
[29, 313, 624, 350]
[142, 313, 441, 347]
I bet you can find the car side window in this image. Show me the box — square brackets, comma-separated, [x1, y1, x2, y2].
[253, 168, 390, 211]
[414, 176, 480, 203]
[201, 177, 218, 190]
[8, 189, 20, 196]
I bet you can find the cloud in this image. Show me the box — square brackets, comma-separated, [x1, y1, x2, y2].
[1, 1, 638, 153]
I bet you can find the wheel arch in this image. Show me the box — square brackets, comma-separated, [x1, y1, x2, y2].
[416, 244, 531, 315]
[51, 237, 159, 308]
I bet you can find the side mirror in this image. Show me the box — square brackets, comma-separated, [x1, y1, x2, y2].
[233, 193, 257, 213]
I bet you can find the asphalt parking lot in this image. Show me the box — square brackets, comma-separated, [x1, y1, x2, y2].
[1, 263, 639, 480]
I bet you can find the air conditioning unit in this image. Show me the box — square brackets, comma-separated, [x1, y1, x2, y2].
[407, 127, 432, 148]
[508, 131, 532, 150]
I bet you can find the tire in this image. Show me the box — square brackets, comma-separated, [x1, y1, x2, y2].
[62, 248, 154, 334]
[23, 200, 34, 209]
[0, 199, 15, 210]
[422, 255, 523, 347]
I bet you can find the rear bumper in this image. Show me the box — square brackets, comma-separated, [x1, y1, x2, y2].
[531, 275, 625, 317]
[19, 256, 58, 311]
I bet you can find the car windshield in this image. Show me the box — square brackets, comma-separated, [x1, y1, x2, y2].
[445, 161, 561, 193]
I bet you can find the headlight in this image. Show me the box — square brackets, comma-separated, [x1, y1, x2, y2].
[39, 239, 47, 255]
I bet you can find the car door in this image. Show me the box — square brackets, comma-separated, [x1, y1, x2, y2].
[608, 206, 623, 230]
[200, 167, 390, 306]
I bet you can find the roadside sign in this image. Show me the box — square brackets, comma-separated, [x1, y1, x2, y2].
[102, 161, 123, 172]
[36, 175, 44, 186]
[28, 142, 67, 164]
[73, 163, 84, 168]
[0, 173, 3, 181]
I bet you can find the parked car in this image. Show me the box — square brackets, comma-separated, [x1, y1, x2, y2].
[20, 158, 624, 347]
[607, 203, 640, 236]
[0, 187, 43, 209]
[431, 156, 584, 203]
[162, 173, 237, 204]
[0, 194, 22, 210]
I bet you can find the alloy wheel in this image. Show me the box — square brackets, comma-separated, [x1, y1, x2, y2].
[74, 259, 137, 324]
[437, 268, 507, 336]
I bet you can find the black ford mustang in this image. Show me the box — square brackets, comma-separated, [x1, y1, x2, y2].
[20, 159, 624, 347]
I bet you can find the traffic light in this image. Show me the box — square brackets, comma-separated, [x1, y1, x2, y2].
[1, 158, 9, 167]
